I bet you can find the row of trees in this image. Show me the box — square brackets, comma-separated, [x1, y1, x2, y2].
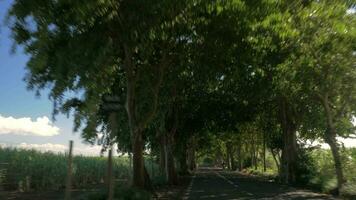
[7, 0, 355, 193]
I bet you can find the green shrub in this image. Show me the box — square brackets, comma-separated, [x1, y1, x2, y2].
[295, 147, 318, 186]
[307, 148, 356, 195]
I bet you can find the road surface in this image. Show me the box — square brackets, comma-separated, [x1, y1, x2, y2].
[184, 168, 338, 200]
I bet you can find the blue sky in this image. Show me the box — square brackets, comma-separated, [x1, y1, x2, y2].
[0, 0, 101, 155]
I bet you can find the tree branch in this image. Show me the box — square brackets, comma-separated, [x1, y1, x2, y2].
[138, 51, 169, 130]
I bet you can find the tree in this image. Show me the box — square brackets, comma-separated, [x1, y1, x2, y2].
[8, 0, 190, 189]
[279, 1, 356, 191]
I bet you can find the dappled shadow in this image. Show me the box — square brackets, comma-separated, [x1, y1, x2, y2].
[187, 168, 338, 200]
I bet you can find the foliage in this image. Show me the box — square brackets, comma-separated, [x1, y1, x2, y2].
[295, 147, 318, 186]
[310, 148, 356, 195]
[5, 0, 356, 194]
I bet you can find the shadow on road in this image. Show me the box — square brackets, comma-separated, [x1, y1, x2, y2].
[186, 168, 338, 200]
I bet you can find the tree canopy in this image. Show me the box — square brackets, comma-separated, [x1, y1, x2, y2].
[7, 0, 356, 193]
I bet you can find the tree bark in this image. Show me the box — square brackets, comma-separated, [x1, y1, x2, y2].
[143, 166, 154, 192]
[159, 134, 166, 174]
[162, 131, 178, 185]
[179, 142, 189, 175]
[320, 94, 346, 192]
[226, 143, 231, 170]
[124, 45, 165, 190]
[124, 46, 146, 189]
[226, 142, 236, 171]
[231, 153, 236, 171]
[129, 152, 133, 179]
[325, 133, 345, 192]
[270, 148, 281, 175]
[279, 97, 297, 184]
[238, 142, 243, 171]
[253, 142, 258, 170]
[132, 130, 145, 188]
[188, 143, 196, 171]
[263, 132, 266, 172]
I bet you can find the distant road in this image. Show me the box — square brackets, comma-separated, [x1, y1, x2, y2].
[184, 168, 338, 200]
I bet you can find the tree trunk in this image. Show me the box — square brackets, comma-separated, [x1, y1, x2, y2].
[231, 153, 236, 171]
[238, 142, 243, 171]
[279, 97, 297, 184]
[263, 132, 266, 172]
[164, 132, 178, 185]
[250, 145, 254, 169]
[188, 137, 196, 171]
[226, 143, 231, 170]
[132, 131, 145, 188]
[320, 94, 346, 192]
[124, 45, 164, 190]
[179, 143, 189, 175]
[188, 147, 196, 171]
[325, 133, 345, 192]
[253, 143, 258, 170]
[270, 148, 281, 175]
[129, 153, 133, 179]
[159, 134, 166, 174]
[226, 143, 236, 171]
[143, 166, 154, 192]
[124, 46, 146, 189]
[280, 121, 297, 184]
[166, 147, 178, 185]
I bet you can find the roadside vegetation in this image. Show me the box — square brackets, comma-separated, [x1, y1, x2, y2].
[198, 146, 356, 197]
[310, 148, 356, 196]
[0, 147, 155, 191]
[2, 0, 355, 199]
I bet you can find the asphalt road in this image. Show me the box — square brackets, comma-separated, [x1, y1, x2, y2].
[184, 168, 338, 200]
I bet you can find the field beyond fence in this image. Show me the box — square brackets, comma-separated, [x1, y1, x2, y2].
[0, 147, 159, 193]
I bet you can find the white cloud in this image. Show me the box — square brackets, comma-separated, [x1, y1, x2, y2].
[0, 115, 60, 136]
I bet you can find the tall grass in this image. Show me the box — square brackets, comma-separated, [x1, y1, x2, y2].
[0, 147, 137, 191]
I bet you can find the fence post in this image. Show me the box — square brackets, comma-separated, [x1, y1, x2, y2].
[107, 148, 114, 200]
[65, 140, 73, 200]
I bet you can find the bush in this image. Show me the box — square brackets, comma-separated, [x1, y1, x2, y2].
[295, 147, 318, 186]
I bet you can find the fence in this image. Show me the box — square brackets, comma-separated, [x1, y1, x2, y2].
[0, 141, 160, 199]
